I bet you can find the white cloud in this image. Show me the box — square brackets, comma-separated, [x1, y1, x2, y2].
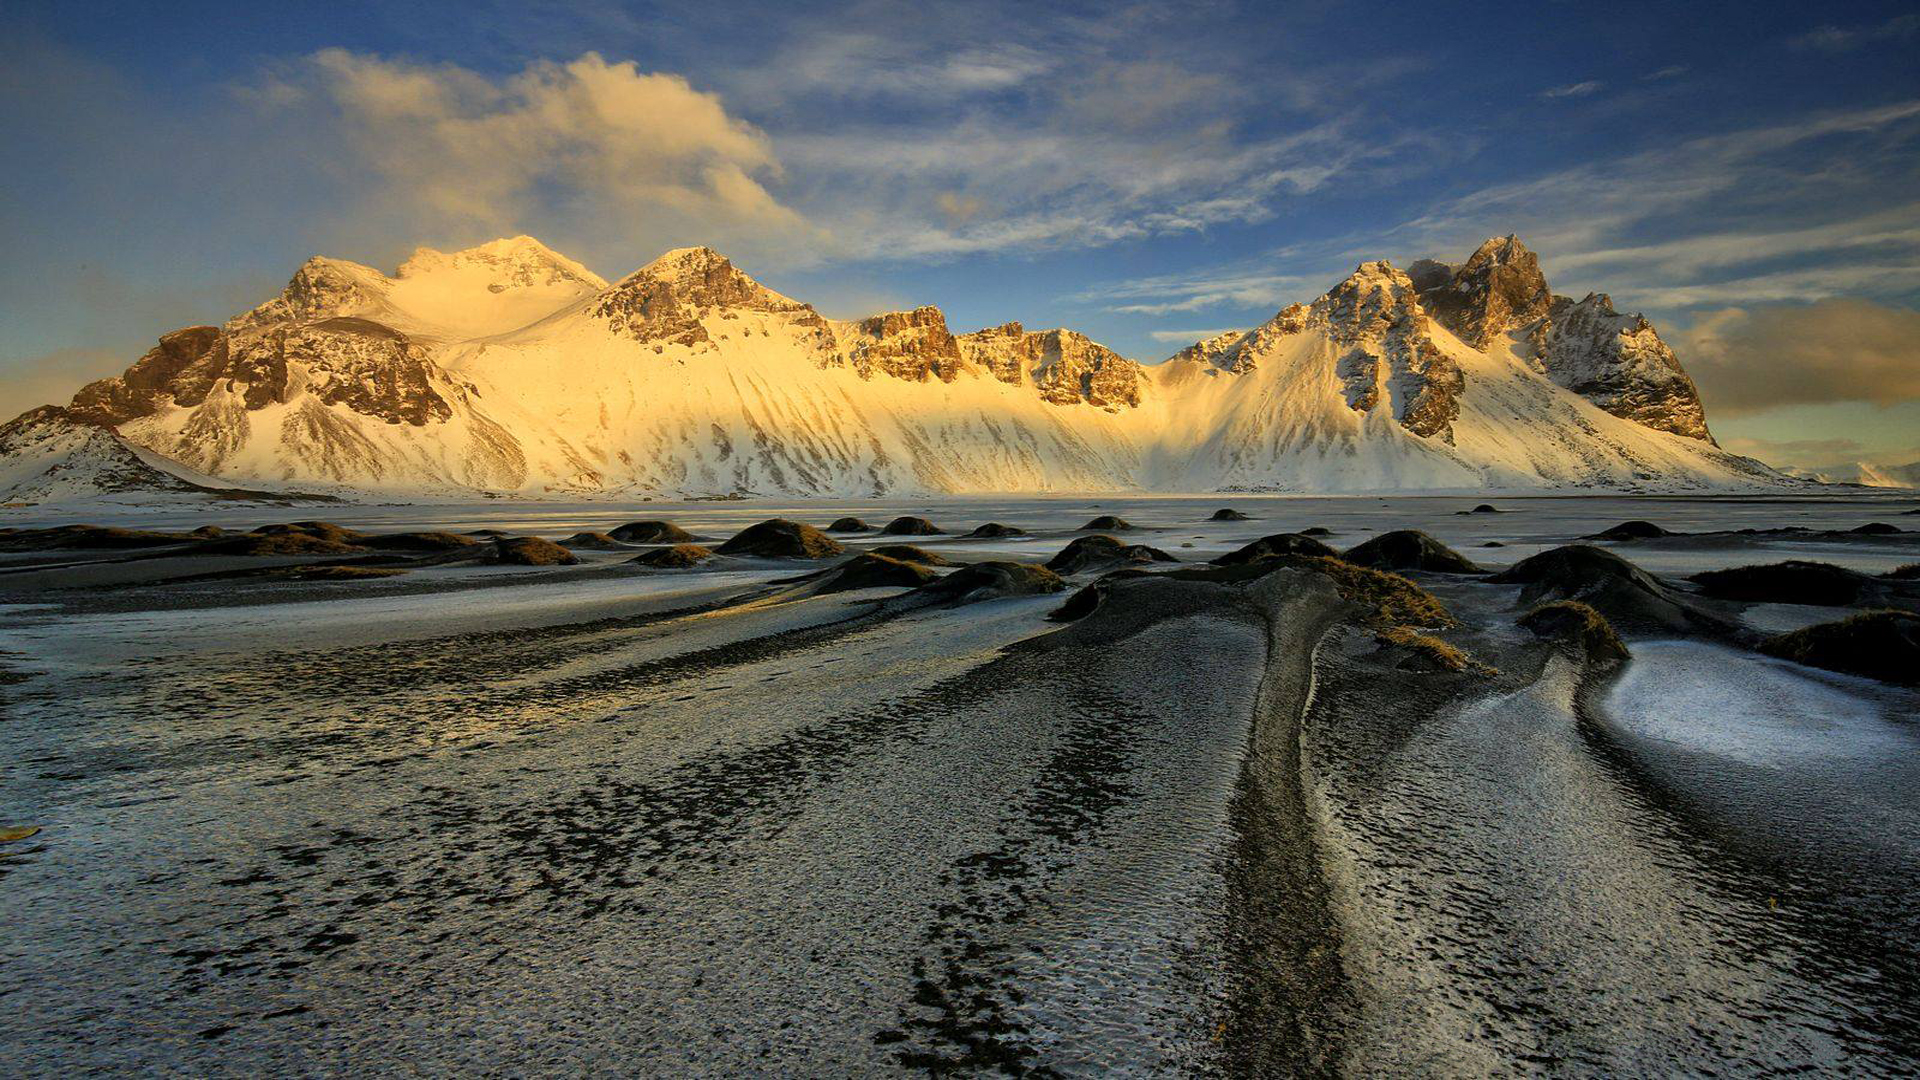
[265, 50, 823, 264]
[1540, 81, 1604, 99]
[1677, 299, 1920, 416]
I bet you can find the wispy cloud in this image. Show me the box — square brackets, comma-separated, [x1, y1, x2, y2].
[1540, 80, 1603, 99]
[1146, 328, 1243, 343]
[1788, 13, 1920, 52]
[1643, 65, 1689, 81]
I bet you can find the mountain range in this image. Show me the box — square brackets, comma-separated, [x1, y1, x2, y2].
[2, 233, 1799, 503]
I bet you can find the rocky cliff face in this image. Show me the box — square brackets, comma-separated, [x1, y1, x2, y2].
[1314, 262, 1464, 441]
[1528, 293, 1713, 442]
[1413, 236, 1711, 442]
[835, 307, 964, 382]
[956, 324, 1143, 410]
[1413, 235, 1554, 349]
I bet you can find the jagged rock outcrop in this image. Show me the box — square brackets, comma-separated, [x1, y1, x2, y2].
[1413, 235, 1553, 349]
[70, 327, 224, 426]
[1411, 237, 1711, 443]
[835, 307, 963, 382]
[956, 323, 1143, 410]
[1315, 263, 1464, 441]
[1529, 293, 1712, 442]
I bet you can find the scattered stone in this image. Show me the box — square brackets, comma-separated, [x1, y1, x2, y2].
[881, 516, 943, 536]
[1518, 600, 1630, 664]
[826, 517, 873, 533]
[630, 544, 713, 568]
[1080, 515, 1134, 531]
[1047, 534, 1176, 574]
[817, 553, 939, 593]
[609, 520, 695, 543]
[963, 522, 1026, 538]
[1760, 611, 1919, 685]
[1209, 508, 1250, 521]
[1590, 520, 1669, 541]
[1342, 530, 1482, 574]
[716, 519, 846, 558]
[1213, 533, 1337, 565]
[868, 544, 951, 565]
[493, 536, 579, 566]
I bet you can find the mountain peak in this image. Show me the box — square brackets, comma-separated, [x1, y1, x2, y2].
[398, 235, 606, 290]
[1415, 234, 1551, 348]
[594, 246, 813, 346]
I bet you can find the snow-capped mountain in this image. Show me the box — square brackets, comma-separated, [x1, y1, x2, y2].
[0, 406, 321, 506]
[1790, 460, 1920, 488]
[8, 234, 1790, 501]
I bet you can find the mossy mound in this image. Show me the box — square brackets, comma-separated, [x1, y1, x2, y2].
[717, 519, 845, 558]
[818, 553, 939, 593]
[0, 524, 198, 551]
[917, 561, 1065, 603]
[493, 536, 579, 565]
[1518, 600, 1631, 664]
[880, 516, 944, 536]
[1887, 564, 1920, 580]
[360, 531, 481, 552]
[251, 521, 364, 544]
[1489, 545, 1735, 638]
[1209, 508, 1251, 521]
[558, 531, 631, 550]
[630, 544, 713, 568]
[1301, 527, 1333, 537]
[1467, 504, 1501, 514]
[1851, 522, 1902, 535]
[964, 522, 1026, 538]
[190, 525, 225, 538]
[199, 532, 365, 556]
[1373, 626, 1481, 673]
[827, 517, 874, 533]
[1690, 560, 1898, 607]
[868, 544, 951, 565]
[609, 520, 695, 543]
[1079, 515, 1134, 531]
[1300, 556, 1455, 629]
[1760, 610, 1919, 685]
[1046, 534, 1176, 574]
[1213, 533, 1337, 565]
[1590, 520, 1669, 541]
[1342, 530, 1482, 574]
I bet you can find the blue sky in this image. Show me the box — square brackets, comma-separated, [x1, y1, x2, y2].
[3, 0, 1917, 470]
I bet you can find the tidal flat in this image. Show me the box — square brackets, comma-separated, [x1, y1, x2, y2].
[2, 493, 1917, 1075]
